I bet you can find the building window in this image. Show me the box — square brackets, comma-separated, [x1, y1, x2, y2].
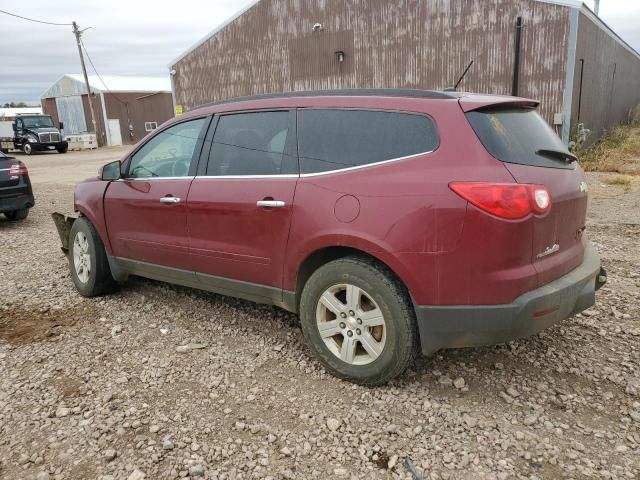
[145, 122, 158, 132]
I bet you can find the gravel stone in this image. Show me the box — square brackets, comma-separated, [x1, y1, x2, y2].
[104, 448, 117, 461]
[189, 464, 205, 477]
[127, 470, 146, 480]
[55, 407, 70, 418]
[326, 418, 341, 431]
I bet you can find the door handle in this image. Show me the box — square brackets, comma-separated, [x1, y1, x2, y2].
[256, 200, 285, 208]
[160, 197, 181, 204]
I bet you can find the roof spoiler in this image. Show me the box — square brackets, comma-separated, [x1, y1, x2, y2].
[458, 95, 539, 113]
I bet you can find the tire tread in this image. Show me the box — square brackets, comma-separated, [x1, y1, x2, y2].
[300, 255, 419, 386]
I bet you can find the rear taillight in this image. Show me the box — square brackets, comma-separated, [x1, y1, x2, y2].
[449, 182, 551, 220]
[9, 161, 28, 180]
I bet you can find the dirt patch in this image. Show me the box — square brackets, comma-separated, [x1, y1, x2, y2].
[0, 304, 97, 345]
[51, 375, 84, 399]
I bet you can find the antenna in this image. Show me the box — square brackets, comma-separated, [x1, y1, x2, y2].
[450, 60, 474, 91]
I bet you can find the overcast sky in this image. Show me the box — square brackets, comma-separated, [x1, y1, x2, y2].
[1, 0, 638, 104]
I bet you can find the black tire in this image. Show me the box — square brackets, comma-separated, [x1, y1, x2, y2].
[299, 256, 419, 386]
[68, 217, 116, 297]
[22, 143, 33, 155]
[5, 209, 29, 221]
[57, 145, 68, 154]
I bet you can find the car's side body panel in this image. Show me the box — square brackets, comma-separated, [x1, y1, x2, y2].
[104, 178, 194, 271]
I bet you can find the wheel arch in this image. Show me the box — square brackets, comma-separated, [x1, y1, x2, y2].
[292, 245, 415, 313]
[74, 180, 113, 254]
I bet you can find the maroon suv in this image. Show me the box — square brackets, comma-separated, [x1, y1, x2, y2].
[55, 89, 605, 385]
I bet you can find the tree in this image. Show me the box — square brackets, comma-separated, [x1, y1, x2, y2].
[2, 102, 29, 108]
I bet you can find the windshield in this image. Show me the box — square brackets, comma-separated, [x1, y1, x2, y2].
[466, 108, 574, 170]
[21, 116, 54, 129]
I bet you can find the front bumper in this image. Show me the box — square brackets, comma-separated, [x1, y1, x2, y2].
[32, 141, 67, 151]
[0, 193, 35, 213]
[415, 243, 605, 355]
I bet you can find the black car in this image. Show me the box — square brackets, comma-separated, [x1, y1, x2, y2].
[0, 151, 34, 220]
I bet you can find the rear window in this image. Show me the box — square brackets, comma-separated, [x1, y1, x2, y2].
[466, 108, 575, 169]
[298, 109, 438, 174]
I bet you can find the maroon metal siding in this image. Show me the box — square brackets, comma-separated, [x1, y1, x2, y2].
[41, 98, 60, 127]
[172, 0, 570, 126]
[81, 94, 107, 147]
[103, 92, 173, 145]
[571, 11, 640, 144]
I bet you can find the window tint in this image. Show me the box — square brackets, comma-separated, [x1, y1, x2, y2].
[207, 111, 295, 176]
[298, 109, 438, 174]
[466, 108, 575, 169]
[128, 118, 206, 178]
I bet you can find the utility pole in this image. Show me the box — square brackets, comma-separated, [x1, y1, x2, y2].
[594, 0, 600, 15]
[72, 21, 97, 134]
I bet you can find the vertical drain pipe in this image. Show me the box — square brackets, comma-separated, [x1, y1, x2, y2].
[512, 16, 523, 97]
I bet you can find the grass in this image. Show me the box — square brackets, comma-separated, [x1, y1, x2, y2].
[602, 175, 633, 186]
[578, 123, 640, 175]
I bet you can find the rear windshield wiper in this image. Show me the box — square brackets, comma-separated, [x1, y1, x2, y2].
[536, 149, 577, 164]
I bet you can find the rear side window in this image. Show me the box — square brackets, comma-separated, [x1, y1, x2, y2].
[207, 111, 297, 176]
[298, 109, 438, 174]
[466, 108, 575, 169]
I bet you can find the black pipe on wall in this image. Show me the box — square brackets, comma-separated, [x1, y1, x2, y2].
[512, 16, 523, 97]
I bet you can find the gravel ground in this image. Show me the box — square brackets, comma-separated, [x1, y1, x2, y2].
[1, 150, 639, 480]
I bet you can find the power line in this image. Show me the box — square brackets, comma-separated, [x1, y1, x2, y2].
[0, 8, 71, 26]
[80, 39, 128, 105]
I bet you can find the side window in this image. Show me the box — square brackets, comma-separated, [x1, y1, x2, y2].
[206, 111, 295, 176]
[298, 109, 439, 174]
[128, 117, 206, 178]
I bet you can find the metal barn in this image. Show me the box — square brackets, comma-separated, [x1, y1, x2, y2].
[169, 0, 640, 145]
[41, 75, 174, 147]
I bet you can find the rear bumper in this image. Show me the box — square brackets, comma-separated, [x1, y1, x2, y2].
[415, 243, 604, 355]
[0, 193, 35, 213]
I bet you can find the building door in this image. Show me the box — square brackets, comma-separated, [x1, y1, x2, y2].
[187, 110, 298, 290]
[104, 117, 208, 271]
[107, 119, 123, 146]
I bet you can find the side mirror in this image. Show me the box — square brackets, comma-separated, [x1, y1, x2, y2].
[100, 160, 122, 181]
[59, 122, 64, 130]
[12, 124, 17, 132]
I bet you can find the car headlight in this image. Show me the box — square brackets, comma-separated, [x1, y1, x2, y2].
[27, 135, 38, 143]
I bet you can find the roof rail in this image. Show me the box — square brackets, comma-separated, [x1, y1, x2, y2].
[193, 88, 458, 111]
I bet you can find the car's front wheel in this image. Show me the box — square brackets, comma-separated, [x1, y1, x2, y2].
[57, 145, 68, 154]
[4, 209, 29, 221]
[299, 256, 418, 386]
[68, 217, 116, 297]
[22, 143, 33, 155]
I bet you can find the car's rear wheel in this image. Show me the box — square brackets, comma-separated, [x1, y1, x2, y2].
[69, 217, 116, 297]
[22, 143, 33, 155]
[4, 209, 29, 221]
[299, 256, 418, 386]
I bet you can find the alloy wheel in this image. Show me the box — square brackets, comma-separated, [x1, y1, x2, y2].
[315, 283, 387, 365]
[73, 232, 91, 284]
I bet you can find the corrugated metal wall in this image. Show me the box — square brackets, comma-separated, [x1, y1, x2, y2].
[54, 96, 87, 135]
[104, 92, 174, 145]
[172, 0, 571, 128]
[571, 11, 640, 145]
